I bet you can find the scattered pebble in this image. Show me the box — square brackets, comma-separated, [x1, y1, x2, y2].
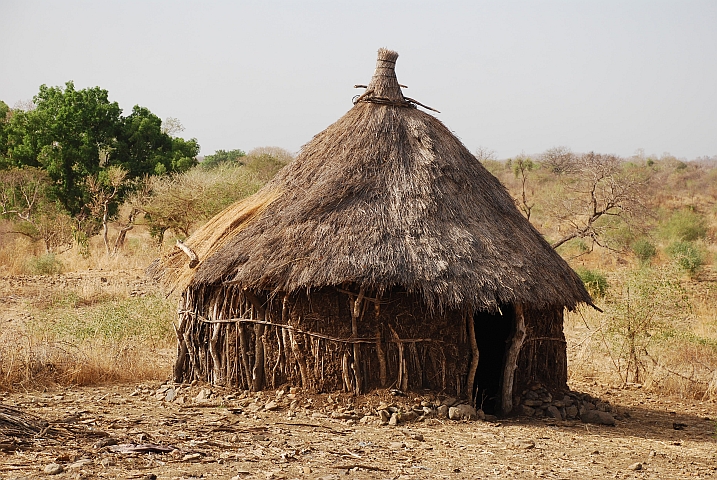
[43, 463, 63, 475]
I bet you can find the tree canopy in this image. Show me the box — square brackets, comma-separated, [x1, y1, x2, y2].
[0, 81, 199, 218]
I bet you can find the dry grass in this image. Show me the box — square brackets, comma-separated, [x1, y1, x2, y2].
[565, 263, 717, 400]
[0, 290, 175, 391]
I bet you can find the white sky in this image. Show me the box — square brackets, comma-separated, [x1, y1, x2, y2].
[1, 0, 716, 160]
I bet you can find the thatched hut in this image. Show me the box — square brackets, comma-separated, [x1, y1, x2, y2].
[152, 48, 592, 415]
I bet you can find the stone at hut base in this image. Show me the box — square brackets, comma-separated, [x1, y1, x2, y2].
[581, 410, 616, 426]
[449, 404, 477, 421]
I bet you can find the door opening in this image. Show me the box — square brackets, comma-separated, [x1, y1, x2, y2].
[472, 305, 514, 414]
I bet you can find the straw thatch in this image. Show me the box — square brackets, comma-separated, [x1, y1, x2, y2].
[151, 48, 592, 410]
[154, 48, 590, 313]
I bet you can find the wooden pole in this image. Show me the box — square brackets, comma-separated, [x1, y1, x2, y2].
[351, 287, 365, 394]
[466, 312, 480, 406]
[502, 304, 526, 415]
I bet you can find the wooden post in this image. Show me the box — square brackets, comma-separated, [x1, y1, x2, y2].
[244, 290, 267, 391]
[351, 287, 365, 394]
[466, 312, 480, 406]
[502, 304, 526, 415]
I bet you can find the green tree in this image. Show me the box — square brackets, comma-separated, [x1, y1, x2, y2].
[111, 106, 198, 176]
[0, 100, 10, 165]
[4, 81, 121, 215]
[201, 148, 246, 169]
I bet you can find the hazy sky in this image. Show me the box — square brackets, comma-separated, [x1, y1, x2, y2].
[2, 1, 716, 160]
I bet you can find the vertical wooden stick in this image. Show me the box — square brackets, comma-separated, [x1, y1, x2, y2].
[502, 304, 526, 415]
[351, 287, 365, 394]
[466, 312, 480, 406]
[375, 330, 387, 386]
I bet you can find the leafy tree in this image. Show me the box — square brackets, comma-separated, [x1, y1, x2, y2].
[201, 149, 246, 169]
[3, 81, 121, 215]
[110, 106, 199, 177]
[0, 100, 10, 164]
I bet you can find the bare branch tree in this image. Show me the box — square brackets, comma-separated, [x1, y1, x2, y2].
[548, 152, 648, 250]
[540, 146, 577, 175]
[86, 166, 128, 255]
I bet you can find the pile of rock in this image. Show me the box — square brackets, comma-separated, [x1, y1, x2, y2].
[515, 384, 619, 425]
[369, 397, 489, 426]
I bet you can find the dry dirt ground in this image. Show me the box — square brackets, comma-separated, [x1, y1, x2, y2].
[1, 273, 716, 480]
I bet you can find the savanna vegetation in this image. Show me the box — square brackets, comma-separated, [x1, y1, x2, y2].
[481, 147, 717, 399]
[0, 82, 715, 402]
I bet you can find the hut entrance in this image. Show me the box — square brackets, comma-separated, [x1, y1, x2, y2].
[472, 305, 515, 414]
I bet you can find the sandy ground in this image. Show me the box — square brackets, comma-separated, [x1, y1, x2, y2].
[0, 273, 715, 479]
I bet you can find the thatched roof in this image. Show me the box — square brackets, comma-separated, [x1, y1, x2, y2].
[153, 48, 592, 312]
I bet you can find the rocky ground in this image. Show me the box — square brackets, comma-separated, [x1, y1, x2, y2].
[0, 381, 715, 480]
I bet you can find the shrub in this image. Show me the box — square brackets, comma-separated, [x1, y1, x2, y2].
[26, 253, 63, 275]
[666, 241, 705, 275]
[659, 209, 707, 242]
[576, 267, 609, 298]
[631, 238, 657, 264]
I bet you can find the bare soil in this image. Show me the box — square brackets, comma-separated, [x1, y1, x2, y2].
[1, 273, 715, 479]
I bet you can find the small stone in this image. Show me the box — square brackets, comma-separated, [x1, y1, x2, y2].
[422, 406, 435, 416]
[409, 432, 424, 441]
[264, 400, 279, 411]
[389, 412, 399, 426]
[437, 405, 449, 418]
[67, 459, 92, 469]
[44, 463, 64, 475]
[442, 397, 457, 407]
[399, 411, 418, 422]
[581, 410, 616, 426]
[379, 410, 390, 423]
[449, 404, 477, 421]
[183, 453, 202, 461]
[523, 399, 543, 407]
[514, 439, 535, 449]
[389, 441, 405, 449]
[195, 389, 211, 401]
[627, 462, 643, 471]
[546, 406, 562, 420]
[520, 405, 535, 417]
[566, 406, 578, 418]
[165, 388, 176, 402]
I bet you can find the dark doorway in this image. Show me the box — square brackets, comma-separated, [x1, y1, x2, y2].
[472, 305, 514, 414]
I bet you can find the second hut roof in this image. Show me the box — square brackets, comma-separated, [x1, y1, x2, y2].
[154, 48, 592, 312]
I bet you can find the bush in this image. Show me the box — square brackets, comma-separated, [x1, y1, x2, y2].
[26, 253, 63, 275]
[659, 209, 707, 242]
[666, 241, 706, 275]
[631, 238, 657, 264]
[576, 267, 609, 298]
